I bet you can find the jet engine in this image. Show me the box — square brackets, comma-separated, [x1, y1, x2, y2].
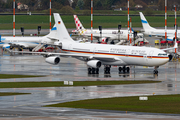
[87, 60, 101, 68]
[45, 56, 60, 65]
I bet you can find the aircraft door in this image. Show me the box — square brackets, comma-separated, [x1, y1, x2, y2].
[125, 49, 130, 57]
[143, 55, 148, 64]
[93, 47, 96, 55]
[148, 50, 154, 59]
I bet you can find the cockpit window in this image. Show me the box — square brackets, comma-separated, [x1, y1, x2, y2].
[158, 53, 167, 56]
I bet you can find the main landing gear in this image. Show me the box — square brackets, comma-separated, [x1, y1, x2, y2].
[88, 67, 99, 74]
[118, 66, 130, 73]
[104, 65, 111, 74]
[87, 65, 131, 75]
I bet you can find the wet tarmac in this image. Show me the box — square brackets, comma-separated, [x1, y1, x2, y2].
[0, 37, 180, 119]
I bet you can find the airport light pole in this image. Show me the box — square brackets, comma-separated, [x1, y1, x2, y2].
[127, 0, 130, 42]
[175, 5, 177, 54]
[13, 0, 15, 37]
[38, 26, 41, 37]
[118, 25, 121, 42]
[99, 26, 102, 43]
[130, 17, 132, 45]
[21, 27, 24, 37]
[165, 0, 167, 41]
[91, 0, 93, 43]
[49, 0, 52, 32]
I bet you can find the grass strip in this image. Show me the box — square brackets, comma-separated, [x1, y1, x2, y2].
[45, 94, 180, 114]
[0, 74, 43, 79]
[0, 15, 179, 29]
[0, 81, 160, 88]
[0, 92, 30, 96]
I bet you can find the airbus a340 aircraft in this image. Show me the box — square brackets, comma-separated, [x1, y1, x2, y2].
[9, 13, 176, 75]
[72, 15, 134, 43]
[0, 25, 58, 51]
[140, 12, 179, 41]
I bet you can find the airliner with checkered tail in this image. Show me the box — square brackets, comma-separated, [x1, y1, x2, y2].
[72, 15, 134, 43]
[8, 13, 176, 75]
[140, 12, 180, 41]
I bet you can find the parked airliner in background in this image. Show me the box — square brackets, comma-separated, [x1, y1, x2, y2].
[72, 15, 136, 43]
[8, 13, 176, 75]
[140, 12, 179, 41]
[0, 25, 58, 51]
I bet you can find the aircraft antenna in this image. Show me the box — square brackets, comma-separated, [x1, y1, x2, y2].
[13, 0, 15, 37]
[91, 0, 93, 43]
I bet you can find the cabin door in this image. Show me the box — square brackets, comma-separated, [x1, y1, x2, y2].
[125, 49, 130, 57]
[148, 50, 154, 59]
[93, 47, 96, 55]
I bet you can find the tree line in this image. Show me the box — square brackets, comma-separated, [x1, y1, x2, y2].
[0, 0, 180, 11]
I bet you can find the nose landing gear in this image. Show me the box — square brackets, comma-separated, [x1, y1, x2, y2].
[153, 66, 159, 75]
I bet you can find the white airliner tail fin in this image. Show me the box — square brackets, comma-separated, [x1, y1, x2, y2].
[54, 13, 75, 42]
[73, 15, 85, 31]
[45, 24, 58, 40]
[139, 12, 156, 31]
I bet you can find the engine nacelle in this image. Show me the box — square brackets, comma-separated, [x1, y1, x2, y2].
[45, 56, 60, 65]
[87, 60, 101, 68]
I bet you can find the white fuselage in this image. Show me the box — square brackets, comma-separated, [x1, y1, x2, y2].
[144, 28, 180, 38]
[0, 36, 53, 48]
[61, 42, 169, 67]
[79, 29, 133, 40]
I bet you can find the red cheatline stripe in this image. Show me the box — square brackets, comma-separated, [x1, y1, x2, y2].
[62, 49, 169, 59]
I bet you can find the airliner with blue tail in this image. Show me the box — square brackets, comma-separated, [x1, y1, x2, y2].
[0, 25, 58, 51]
[140, 12, 179, 41]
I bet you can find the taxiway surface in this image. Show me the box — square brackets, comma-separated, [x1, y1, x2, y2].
[0, 37, 180, 119]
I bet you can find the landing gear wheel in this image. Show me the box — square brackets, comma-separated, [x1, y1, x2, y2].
[119, 66, 130, 73]
[118, 67, 122, 73]
[153, 70, 158, 74]
[153, 66, 159, 75]
[88, 68, 92, 74]
[127, 67, 130, 73]
[92, 68, 96, 74]
[104, 65, 111, 74]
[88, 67, 99, 74]
[95, 68, 99, 74]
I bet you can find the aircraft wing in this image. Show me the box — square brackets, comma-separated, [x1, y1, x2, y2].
[47, 37, 59, 41]
[161, 42, 178, 51]
[150, 32, 178, 41]
[8, 42, 31, 48]
[6, 49, 123, 62]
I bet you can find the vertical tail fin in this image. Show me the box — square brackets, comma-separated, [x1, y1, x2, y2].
[54, 13, 74, 42]
[45, 24, 58, 39]
[139, 12, 155, 31]
[73, 15, 85, 31]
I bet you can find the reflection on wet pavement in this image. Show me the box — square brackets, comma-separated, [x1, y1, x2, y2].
[0, 37, 180, 119]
